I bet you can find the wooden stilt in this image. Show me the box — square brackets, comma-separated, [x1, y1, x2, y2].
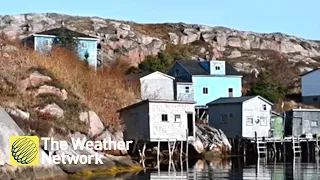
[142, 142, 146, 158]
[157, 140, 160, 160]
[132, 138, 138, 154]
[307, 139, 310, 162]
[180, 141, 183, 159]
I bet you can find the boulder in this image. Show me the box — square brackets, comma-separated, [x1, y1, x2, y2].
[5, 108, 30, 120]
[79, 111, 104, 137]
[0, 107, 67, 180]
[36, 103, 64, 118]
[36, 85, 68, 100]
[228, 49, 242, 58]
[18, 71, 52, 91]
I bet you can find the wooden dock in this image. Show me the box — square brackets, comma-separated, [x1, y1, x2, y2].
[230, 133, 320, 160]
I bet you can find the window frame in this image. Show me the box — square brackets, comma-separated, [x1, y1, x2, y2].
[221, 114, 228, 124]
[246, 117, 254, 126]
[174, 114, 181, 123]
[260, 117, 268, 126]
[185, 86, 190, 93]
[203, 87, 208, 94]
[161, 114, 168, 122]
[311, 120, 319, 127]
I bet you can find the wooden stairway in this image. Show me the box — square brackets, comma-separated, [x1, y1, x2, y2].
[256, 138, 267, 157]
[292, 136, 301, 156]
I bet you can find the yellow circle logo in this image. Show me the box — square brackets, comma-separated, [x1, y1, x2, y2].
[11, 137, 38, 165]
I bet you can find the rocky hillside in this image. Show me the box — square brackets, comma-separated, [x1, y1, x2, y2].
[1, 13, 320, 74]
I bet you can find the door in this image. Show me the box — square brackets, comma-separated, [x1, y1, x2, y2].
[187, 113, 194, 136]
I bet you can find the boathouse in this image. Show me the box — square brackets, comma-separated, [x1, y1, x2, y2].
[285, 108, 320, 137]
[207, 95, 273, 138]
[119, 99, 196, 142]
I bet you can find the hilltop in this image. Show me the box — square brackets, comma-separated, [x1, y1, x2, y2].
[0, 13, 319, 110]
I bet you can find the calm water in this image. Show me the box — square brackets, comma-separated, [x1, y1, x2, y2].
[131, 157, 320, 180]
[80, 157, 320, 180]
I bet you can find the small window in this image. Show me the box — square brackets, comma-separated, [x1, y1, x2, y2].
[81, 42, 88, 48]
[174, 115, 181, 122]
[221, 114, 228, 124]
[313, 97, 318, 102]
[175, 69, 180, 76]
[203, 87, 208, 94]
[228, 88, 233, 97]
[185, 86, 190, 93]
[246, 117, 254, 126]
[311, 120, 318, 127]
[263, 104, 267, 111]
[260, 117, 268, 126]
[215, 66, 220, 70]
[161, 114, 168, 122]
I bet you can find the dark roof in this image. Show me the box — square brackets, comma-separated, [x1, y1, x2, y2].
[118, 99, 195, 112]
[175, 77, 192, 83]
[176, 60, 242, 76]
[207, 95, 273, 106]
[34, 27, 97, 39]
[207, 96, 256, 105]
[177, 60, 209, 75]
[300, 67, 320, 77]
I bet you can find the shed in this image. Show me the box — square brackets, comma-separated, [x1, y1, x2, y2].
[22, 27, 99, 68]
[207, 95, 273, 138]
[119, 99, 196, 142]
[270, 111, 284, 138]
[285, 108, 320, 137]
[139, 71, 175, 100]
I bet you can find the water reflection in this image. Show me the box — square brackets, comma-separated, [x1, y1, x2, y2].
[135, 156, 320, 180]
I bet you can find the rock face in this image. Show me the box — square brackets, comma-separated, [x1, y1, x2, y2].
[79, 111, 104, 137]
[0, 107, 67, 180]
[1, 13, 320, 71]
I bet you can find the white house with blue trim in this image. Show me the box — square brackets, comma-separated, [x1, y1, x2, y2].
[22, 27, 99, 68]
[167, 60, 243, 107]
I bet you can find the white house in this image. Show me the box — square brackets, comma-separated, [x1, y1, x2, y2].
[140, 71, 175, 100]
[207, 95, 273, 138]
[119, 99, 196, 142]
[301, 68, 320, 104]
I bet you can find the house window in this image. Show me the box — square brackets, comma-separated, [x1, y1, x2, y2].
[161, 114, 168, 122]
[228, 88, 233, 97]
[262, 104, 267, 111]
[311, 120, 318, 127]
[175, 69, 180, 76]
[185, 86, 190, 93]
[260, 117, 268, 126]
[313, 97, 318, 102]
[246, 117, 254, 126]
[174, 115, 181, 122]
[215, 66, 220, 70]
[43, 40, 51, 46]
[221, 114, 228, 124]
[203, 87, 208, 94]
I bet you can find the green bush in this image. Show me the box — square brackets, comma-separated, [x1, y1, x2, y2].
[249, 72, 285, 103]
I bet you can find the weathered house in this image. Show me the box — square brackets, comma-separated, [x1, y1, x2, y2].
[301, 68, 320, 105]
[285, 108, 320, 137]
[22, 27, 99, 68]
[119, 99, 195, 142]
[270, 111, 284, 138]
[207, 96, 273, 138]
[140, 71, 175, 100]
[167, 60, 242, 107]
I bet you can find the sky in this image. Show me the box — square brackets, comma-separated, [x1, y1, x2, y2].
[0, 0, 319, 40]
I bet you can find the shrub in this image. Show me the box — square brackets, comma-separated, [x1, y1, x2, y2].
[249, 72, 285, 103]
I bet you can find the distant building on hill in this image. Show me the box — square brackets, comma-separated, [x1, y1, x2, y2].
[301, 68, 320, 105]
[22, 27, 99, 68]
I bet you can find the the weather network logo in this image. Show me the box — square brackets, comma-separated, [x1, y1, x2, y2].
[10, 136, 39, 166]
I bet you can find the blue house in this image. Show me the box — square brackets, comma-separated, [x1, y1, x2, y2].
[22, 27, 99, 68]
[168, 60, 243, 108]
